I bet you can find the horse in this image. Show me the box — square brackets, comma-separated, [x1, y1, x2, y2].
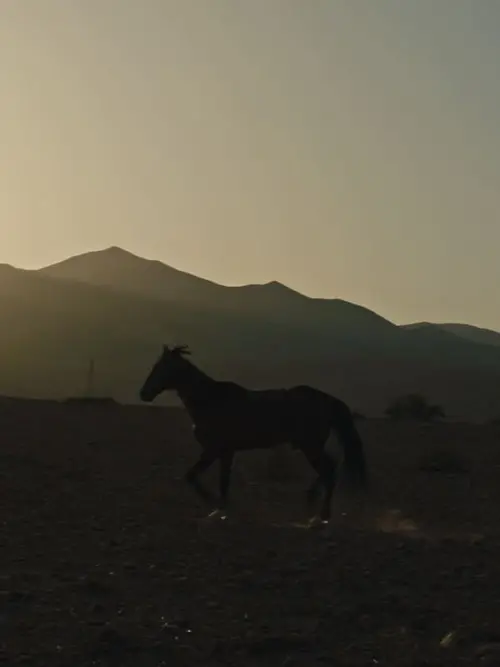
[139, 345, 368, 523]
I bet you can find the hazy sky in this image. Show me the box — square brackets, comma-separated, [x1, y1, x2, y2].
[1, 1, 499, 329]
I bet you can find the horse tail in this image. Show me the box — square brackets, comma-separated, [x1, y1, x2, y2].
[332, 402, 368, 490]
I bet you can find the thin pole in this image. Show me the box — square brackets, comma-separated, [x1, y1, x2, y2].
[84, 359, 95, 398]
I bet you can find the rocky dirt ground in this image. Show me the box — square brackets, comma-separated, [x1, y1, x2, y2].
[2, 398, 500, 666]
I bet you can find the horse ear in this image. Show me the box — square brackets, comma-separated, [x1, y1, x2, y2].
[172, 344, 191, 356]
[162, 344, 170, 353]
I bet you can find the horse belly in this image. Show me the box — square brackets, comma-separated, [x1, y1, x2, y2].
[230, 409, 289, 450]
[193, 402, 291, 451]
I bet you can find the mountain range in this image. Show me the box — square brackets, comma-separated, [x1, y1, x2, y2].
[1, 246, 499, 420]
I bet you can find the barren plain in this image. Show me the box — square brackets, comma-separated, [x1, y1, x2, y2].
[2, 398, 500, 666]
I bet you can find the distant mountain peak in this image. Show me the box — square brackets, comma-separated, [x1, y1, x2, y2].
[89, 246, 144, 262]
[102, 245, 135, 256]
[40, 246, 153, 274]
[242, 279, 303, 296]
[263, 280, 294, 291]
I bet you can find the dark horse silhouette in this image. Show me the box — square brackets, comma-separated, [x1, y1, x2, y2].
[140, 345, 367, 523]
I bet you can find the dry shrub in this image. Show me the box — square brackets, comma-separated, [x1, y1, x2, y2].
[418, 447, 468, 474]
[386, 394, 445, 422]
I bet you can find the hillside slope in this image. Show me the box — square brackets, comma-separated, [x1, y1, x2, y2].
[403, 322, 500, 348]
[0, 252, 499, 418]
[39, 247, 398, 343]
[38, 247, 500, 366]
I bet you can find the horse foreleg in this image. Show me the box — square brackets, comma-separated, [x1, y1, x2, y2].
[218, 450, 234, 511]
[184, 451, 218, 507]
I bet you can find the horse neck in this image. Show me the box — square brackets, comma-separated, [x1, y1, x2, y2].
[175, 360, 217, 413]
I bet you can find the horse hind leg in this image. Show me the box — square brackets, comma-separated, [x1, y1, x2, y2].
[305, 475, 323, 514]
[317, 452, 337, 522]
[302, 449, 337, 523]
[291, 438, 322, 518]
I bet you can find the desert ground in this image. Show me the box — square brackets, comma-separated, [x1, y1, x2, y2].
[2, 397, 500, 666]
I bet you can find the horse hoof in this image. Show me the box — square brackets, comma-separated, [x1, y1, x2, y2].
[307, 516, 329, 529]
[207, 509, 228, 521]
